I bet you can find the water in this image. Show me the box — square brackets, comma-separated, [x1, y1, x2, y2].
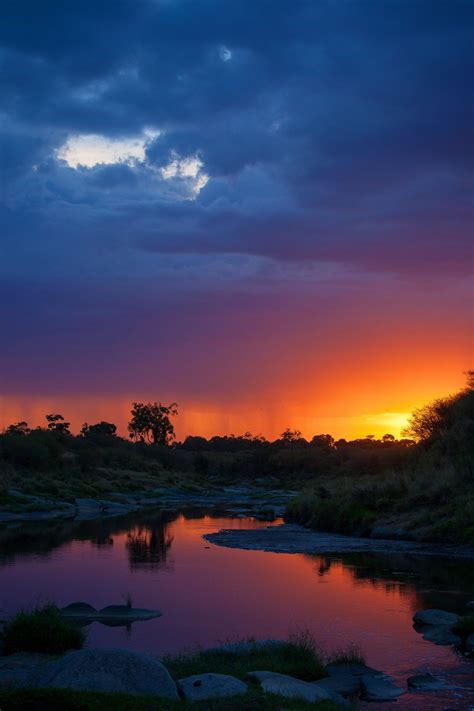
[1, 508, 473, 708]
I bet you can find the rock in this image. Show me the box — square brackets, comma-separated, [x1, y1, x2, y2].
[315, 671, 361, 697]
[421, 625, 462, 645]
[246, 671, 331, 702]
[75, 499, 103, 520]
[0, 653, 53, 690]
[96, 605, 162, 620]
[361, 673, 405, 701]
[59, 603, 161, 622]
[178, 673, 247, 701]
[413, 609, 460, 626]
[325, 662, 382, 678]
[60, 603, 97, 617]
[467, 601, 474, 610]
[466, 634, 474, 653]
[407, 673, 445, 690]
[32, 649, 178, 698]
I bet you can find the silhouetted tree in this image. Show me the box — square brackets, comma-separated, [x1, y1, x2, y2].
[128, 402, 178, 445]
[45, 413, 70, 434]
[5, 421, 30, 436]
[280, 428, 302, 443]
[311, 434, 335, 448]
[80, 421, 117, 437]
[382, 433, 395, 443]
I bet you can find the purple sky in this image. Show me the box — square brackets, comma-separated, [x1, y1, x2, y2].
[1, 0, 473, 438]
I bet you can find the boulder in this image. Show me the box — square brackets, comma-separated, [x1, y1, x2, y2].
[325, 662, 382, 678]
[466, 634, 474, 653]
[361, 673, 404, 701]
[314, 671, 361, 697]
[413, 609, 460, 626]
[60, 603, 97, 617]
[32, 648, 178, 698]
[407, 673, 445, 690]
[247, 671, 331, 702]
[178, 673, 247, 701]
[421, 625, 461, 645]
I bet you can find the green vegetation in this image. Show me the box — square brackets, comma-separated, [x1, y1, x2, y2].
[0, 688, 341, 711]
[286, 377, 474, 544]
[163, 633, 326, 682]
[2, 604, 85, 655]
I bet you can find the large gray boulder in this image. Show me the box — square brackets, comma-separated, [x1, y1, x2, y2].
[361, 673, 404, 701]
[421, 625, 461, 645]
[247, 671, 331, 702]
[413, 609, 460, 626]
[178, 673, 247, 701]
[32, 649, 178, 698]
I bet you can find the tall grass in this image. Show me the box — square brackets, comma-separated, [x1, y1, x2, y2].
[2, 603, 85, 655]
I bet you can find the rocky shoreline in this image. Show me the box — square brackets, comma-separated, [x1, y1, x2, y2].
[204, 522, 474, 559]
[0, 486, 294, 525]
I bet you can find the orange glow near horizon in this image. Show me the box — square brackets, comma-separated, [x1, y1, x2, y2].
[0, 368, 468, 441]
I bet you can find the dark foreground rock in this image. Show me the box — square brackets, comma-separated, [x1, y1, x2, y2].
[247, 671, 332, 702]
[321, 663, 384, 697]
[421, 625, 462, 645]
[360, 673, 405, 701]
[178, 673, 247, 700]
[32, 648, 178, 698]
[413, 609, 460, 626]
[407, 673, 445, 690]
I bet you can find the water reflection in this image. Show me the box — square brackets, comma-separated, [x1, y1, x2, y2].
[308, 551, 474, 611]
[126, 524, 174, 571]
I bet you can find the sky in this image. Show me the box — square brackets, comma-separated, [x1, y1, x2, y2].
[1, 0, 473, 440]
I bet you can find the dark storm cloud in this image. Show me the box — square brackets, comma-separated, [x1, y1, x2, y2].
[1, 0, 473, 283]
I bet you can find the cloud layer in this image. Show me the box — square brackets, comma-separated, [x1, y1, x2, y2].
[1, 0, 472, 432]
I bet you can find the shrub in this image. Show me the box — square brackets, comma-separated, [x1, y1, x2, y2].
[163, 631, 326, 682]
[2, 603, 85, 655]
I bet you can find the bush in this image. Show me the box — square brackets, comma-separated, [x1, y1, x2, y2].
[163, 631, 326, 682]
[2, 603, 85, 655]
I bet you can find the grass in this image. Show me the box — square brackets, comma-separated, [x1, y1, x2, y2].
[325, 643, 365, 666]
[163, 631, 327, 682]
[2, 604, 85, 655]
[0, 688, 342, 711]
[285, 465, 474, 544]
[453, 614, 474, 640]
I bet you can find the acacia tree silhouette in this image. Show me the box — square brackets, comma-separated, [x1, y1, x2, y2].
[128, 402, 178, 445]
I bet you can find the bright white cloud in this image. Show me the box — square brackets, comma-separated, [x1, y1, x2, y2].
[58, 129, 159, 168]
[160, 154, 209, 195]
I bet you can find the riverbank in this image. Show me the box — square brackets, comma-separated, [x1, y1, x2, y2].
[0, 486, 294, 525]
[205, 522, 474, 559]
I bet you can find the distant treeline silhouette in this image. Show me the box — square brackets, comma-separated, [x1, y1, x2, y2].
[0, 373, 471, 489]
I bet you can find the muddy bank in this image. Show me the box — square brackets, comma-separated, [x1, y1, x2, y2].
[204, 523, 474, 559]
